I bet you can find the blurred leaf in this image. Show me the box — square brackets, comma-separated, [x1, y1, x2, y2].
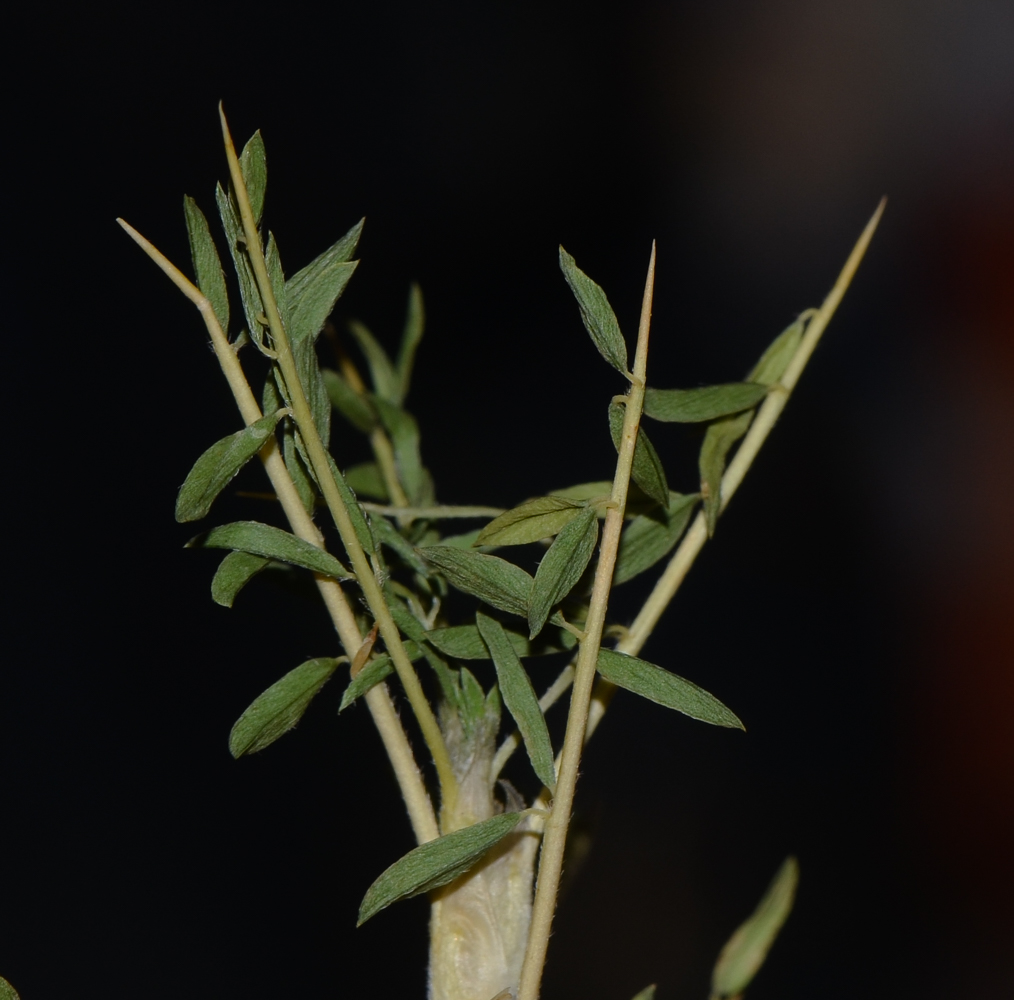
[0, 977, 21, 1000]
[477, 613, 556, 789]
[529, 507, 599, 639]
[344, 461, 388, 501]
[215, 182, 269, 355]
[286, 219, 364, 303]
[339, 655, 393, 711]
[396, 283, 424, 403]
[374, 398, 429, 505]
[608, 403, 669, 508]
[596, 649, 743, 729]
[230, 657, 339, 756]
[211, 550, 271, 607]
[749, 317, 805, 386]
[630, 987, 656, 1000]
[325, 455, 376, 555]
[712, 857, 799, 999]
[699, 410, 753, 537]
[176, 410, 284, 522]
[349, 319, 400, 404]
[190, 521, 353, 580]
[614, 492, 699, 585]
[477, 496, 587, 547]
[357, 812, 524, 925]
[420, 546, 533, 618]
[183, 196, 230, 335]
[436, 527, 484, 549]
[238, 130, 267, 225]
[424, 623, 530, 660]
[373, 516, 428, 574]
[322, 367, 376, 433]
[643, 383, 767, 423]
[559, 247, 628, 375]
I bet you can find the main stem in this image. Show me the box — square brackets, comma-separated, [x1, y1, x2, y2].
[517, 243, 656, 1000]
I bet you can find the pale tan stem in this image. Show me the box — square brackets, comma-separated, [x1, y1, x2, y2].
[517, 242, 657, 1000]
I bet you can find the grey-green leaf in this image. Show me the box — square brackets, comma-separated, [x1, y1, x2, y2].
[596, 649, 743, 729]
[396, 283, 425, 403]
[183, 196, 230, 335]
[477, 613, 556, 789]
[325, 455, 376, 555]
[176, 411, 284, 522]
[216, 181, 269, 355]
[239, 130, 267, 226]
[643, 383, 768, 423]
[373, 516, 428, 574]
[373, 398, 429, 506]
[0, 977, 21, 1000]
[349, 320, 401, 404]
[420, 546, 533, 618]
[286, 218, 364, 304]
[614, 492, 699, 585]
[559, 246, 628, 375]
[711, 857, 799, 998]
[699, 410, 754, 537]
[476, 496, 587, 547]
[630, 987, 656, 1000]
[283, 422, 317, 516]
[287, 259, 358, 347]
[211, 550, 271, 607]
[424, 624, 530, 660]
[339, 655, 393, 711]
[230, 657, 339, 757]
[344, 461, 388, 501]
[357, 812, 524, 925]
[191, 521, 353, 580]
[608, 403, 670, 508]
[749, 317, 806, 386]
[529, 507, 599, 639]
[548, 481, 614, 503]
[322, 367, 377, 433]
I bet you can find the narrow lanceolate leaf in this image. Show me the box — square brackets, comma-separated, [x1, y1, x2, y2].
[630, 987, 656, 1000]
[476, 496, 586, 547]
[529, 507, 599, 639]
[239, 130, 267, 225]
[372, 516, 428, 574]
[396, 283, 424, 403]
[339, 655, 393, 711]
[215, 182, 269, 355]
[548, 481, 614, 503]
[211, 550, 271, 607]
[424, 624, 530, 660]
[712, 857, 799, 999]
[322, 367, 377, 433]
[699, 410, 753, 536]
[596, 649, 744, 729]
[191, 521, 353, 580]
[608, 403, 670, 508]
[373, 398, 429, 505]
[343, 461, 388, 501]
[559, 246, 629, 375]
[749, 316, 806, 387]
[357, 812, 524, 925]
[477, 613, 556, 789]
[421, 546, 533, 618]
[385, 592, 461, 705]
[283, 423, 317, 515]
[286, 219, 364, 304]
[230, 657, 340, 757]
[326, 455, 376, 555]
[643, 383, 768, 423]
[0, 977, 21, 1000]
[614, 492, 700, 585]
[348, 320, 400, 404]
[287, 258, 358, 347]
[183, 196, 230, 334]
[176, 411, 284, 522]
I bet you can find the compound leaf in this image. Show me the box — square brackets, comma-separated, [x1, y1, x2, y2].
[476, 496, 586, 547]
[529, 507, 599, 639]
[183, 196, 230, 335]
[559, 246, 628, 375]
[608, 403, 670, 508]
[420, 546, 533, 618]
[643, 383, 768, 423]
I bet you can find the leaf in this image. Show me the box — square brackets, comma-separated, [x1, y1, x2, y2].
[239, 130, 267, 226]
[559, 246, 628, 375]
[614, 492, 699, 585]
[477, 496, 587, 547]
[424, 624, 530, 660]
[183, 196, 230, 334]
[322, 367, 377, 433]
[420, 546, 533, 618]
[344, 461, 388, 501]
[477, 613, 556, 789]
[548, 481, 613, 503]
[230, 657, 339, 756]
[325, 454, 376, 555]
[529, 507, 599, 639]
[0, 977, 21, 1000]
[749, 316, 805, 386]
[699, 410, 753, 537]
[287, 261, 358, 348]
[643, 383, 768, 423]
[211, 550, 271, 607]
[630, 987, 656, 1000]
[283, 422, 317, 516]
[595, 649, 743, 729]
[396, 283, 425, 403]
[373, 398, 429, 506]
[216, 182, 269, 355]
[608, 403, 670, 508]
[339, 655, 393, 711]
[373, 516, 428, 574]
[348, 320, 400, 404]
[285, 218, 364, 304]
[175, 411, 284, 522]
[357, 812, 524, 925]
[711, 857, 799, 998]
[458, 666, 488, 737]
[190, 521, 353, 580]
[385, 592, 460, 705]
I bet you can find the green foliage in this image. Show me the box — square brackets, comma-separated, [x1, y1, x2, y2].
[210, 550, 272, 607]
[614, 492, 699, 585]
[643, 382, 767, 423]
[190, 521, 353, 579]
[339, 655, 394, 711]
[529, 506, 599, 639]
[420, 545, 534, 618]
[608, 402, 670, 507]
[559, 246, 629, 375]
[183, 196, 230, 334]
[0, 978, 20, 1000]
[477, 495, 586, 547]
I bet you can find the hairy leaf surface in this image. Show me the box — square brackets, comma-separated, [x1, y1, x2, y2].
[348, 320, 400, 404]
[614, 492, 699, 585]
[529, 507, 599, 638]
[608, 403, 670, 507]
[183, 196, 230, 335]
[420, 546, 533, 618]
[211, 551, 272, 607]
[559, 247, 628, 374]
[339, 655, 394, 711]
[476, 496, 586, 547]
[238, 130, 267, 225]
[643, 383, 768, 423]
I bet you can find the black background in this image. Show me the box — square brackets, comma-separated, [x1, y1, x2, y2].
[6, 2, 1014, 998]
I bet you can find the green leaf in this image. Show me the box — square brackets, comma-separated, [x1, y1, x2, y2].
[373, 398, 429, 506]
[264, 232, 290, 330]
[344, 461, 388, 501]
[230, 657, 339, 757]
[596, 649, 744, 729]
[476, 496, 586, 547]
[190, 521, 353, 580]
[357, 812, 524, 925]
[396, 283, 425, 403]
[559, 246, 628, 375]
[373, 516, 428, 574]
[699, 410, 753, 537]
[282, 422, 317, 516]
[287, 261, 358, 348]
[608, 403, 670, 508]
[458, 666, 488, 736]
[339, 655, 393, 711]
[749, 316, 805, 386]
[420, 546, 533, 618]
[630, 987, 656, 1000]
[322, 367, 377, 433]
[712, 857, 799, 998]
[424, 623, 530, 660]
[643, 383, 768, 423]
[285, 218, 364, 304]
[239, 130, 267, 226]
[325, 455, 376, 555]
[529, 507, 599, 639]
[183, 196, 230, 335]
[0, 977, 21, 1000]
[614, 492, 699, 585]
[385, 592, 461, 705]
[477, 613, 556, 789]
[216, 182, 269, 355]
[175, 411, 284, 522]
[349, 320, 400, 404]
[548, 481, 614, 503]
[211, 550, 271, 607]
